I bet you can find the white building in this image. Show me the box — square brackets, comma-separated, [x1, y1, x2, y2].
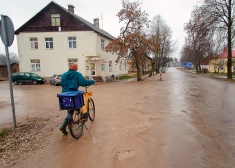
[15, 1, 128, 79]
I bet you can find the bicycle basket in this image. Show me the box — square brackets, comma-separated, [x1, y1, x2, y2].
[57, 91, 84, 110]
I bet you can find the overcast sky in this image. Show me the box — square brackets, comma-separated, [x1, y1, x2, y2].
[0, 0, 199, 59]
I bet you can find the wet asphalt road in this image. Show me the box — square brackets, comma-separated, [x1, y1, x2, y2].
[1, 68, 235, 168]
[161, 68, 235, 168]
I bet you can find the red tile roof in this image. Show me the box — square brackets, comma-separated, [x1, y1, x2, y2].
[218, 50, 235, 58]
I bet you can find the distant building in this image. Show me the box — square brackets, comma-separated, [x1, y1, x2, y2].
[208, 50, 235, 73]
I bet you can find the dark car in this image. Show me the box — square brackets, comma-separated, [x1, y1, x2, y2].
[12, 72, 46, 85]
[50, 74, 61, 86]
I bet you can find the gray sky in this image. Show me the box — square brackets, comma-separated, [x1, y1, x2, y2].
[0, 0, 198, 59]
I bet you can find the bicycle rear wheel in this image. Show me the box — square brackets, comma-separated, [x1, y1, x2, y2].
[88, 98, 95, 121]
[69, 110, 83, 139]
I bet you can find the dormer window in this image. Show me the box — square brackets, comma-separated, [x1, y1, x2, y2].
[51, 14, 60, 26]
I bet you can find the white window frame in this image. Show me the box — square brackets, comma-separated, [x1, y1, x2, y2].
[51, 14, 60, 26]
[68, 58, 78, 68]
[30, 37, 38, 49]
[45, 38, 53, 49]
[68, 37, 77, 48]
[109, 60, 113, 72]
[101, 39, 105, 50]
[31, 59, 41, 72]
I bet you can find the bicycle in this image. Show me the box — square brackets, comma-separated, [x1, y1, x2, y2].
[57, 86, 95, 139]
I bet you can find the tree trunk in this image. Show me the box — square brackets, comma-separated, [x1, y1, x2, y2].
[227, 0, 232, 79]
[195, 53, 199, 74]
[149, 61, 155, 77]
[199, 61, 202, 73]
[142, 62, 144, 74]
[135, 56, 142, 81]
[145, 63, 147, 74]
[155, 58, 158, 74]
[158, 59, 161, 73]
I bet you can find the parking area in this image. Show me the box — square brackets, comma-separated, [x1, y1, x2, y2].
[0, 80, 123, 128]
[0, 81, 61, 127]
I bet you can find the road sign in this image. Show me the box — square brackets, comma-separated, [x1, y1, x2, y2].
[184, 62, 193, 68]
[0, 15, 14, 47]
[0, 14, 16, 128]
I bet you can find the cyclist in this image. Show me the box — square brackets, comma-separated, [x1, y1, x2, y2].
[59, 63, 95, 135]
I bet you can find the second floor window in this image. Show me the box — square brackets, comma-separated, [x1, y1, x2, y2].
[45, 38, 53, 49]
[51, 14, 60, 26]
[68, 37, 76, 48]
[30, 37, 38, 49]
[101, 39, 105, 50]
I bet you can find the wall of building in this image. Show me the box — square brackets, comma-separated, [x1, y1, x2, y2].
[16, 31, 96, 77]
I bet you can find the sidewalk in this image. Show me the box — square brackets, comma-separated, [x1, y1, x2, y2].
[118, 73, 153, 83]
[181, 68, 235, 80]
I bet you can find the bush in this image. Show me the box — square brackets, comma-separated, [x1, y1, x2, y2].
[0, 129, 8, 138]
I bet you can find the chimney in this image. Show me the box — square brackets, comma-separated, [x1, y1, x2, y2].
[68, 5, 75, 13]
[94, 18, 99, 28]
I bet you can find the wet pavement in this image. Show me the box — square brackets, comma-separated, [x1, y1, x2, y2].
[0, 82, 61, 127]
[1, 68, 235, 168]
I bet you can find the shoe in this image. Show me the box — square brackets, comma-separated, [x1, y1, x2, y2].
[60, 119, 68, 135]
[60, 128, 68, 135]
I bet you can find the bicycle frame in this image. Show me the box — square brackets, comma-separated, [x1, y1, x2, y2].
[80, 87, 92, 114]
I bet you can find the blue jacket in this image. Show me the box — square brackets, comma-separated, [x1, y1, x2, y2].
[61, 70, 95, 93]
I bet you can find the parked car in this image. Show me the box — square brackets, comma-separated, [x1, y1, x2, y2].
[50, 74, 61, 86]
[11, 72, 46, 85]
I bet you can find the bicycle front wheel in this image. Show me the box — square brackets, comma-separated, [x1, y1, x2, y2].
[69, 110, 83, 139]
[88, 98, 95, 121]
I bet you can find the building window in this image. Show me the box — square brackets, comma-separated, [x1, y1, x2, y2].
[101, 63, 105, 71]
[119, 63, 122, 71]
[68, 37, 76, 48]
[101, 39, 105, 50]
[51, 14, 60, 26]
[109, 60, 112, 72]
[30, 37, 38, 49]
[125, 63, 127, 71]
[45, 38, 53, 49]
[31, 59, 40, 72]
[68, 58, 78, 68]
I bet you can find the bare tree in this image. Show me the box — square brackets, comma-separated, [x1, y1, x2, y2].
[0, 54, 7, 65]
[9, 52, 19, 63]
[183, 4, 219, 73]
[180, 40, 194, 65]
[0, 52, 19, 65]
[150, 15, 174, 73]
[201, 0, 235, 79]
